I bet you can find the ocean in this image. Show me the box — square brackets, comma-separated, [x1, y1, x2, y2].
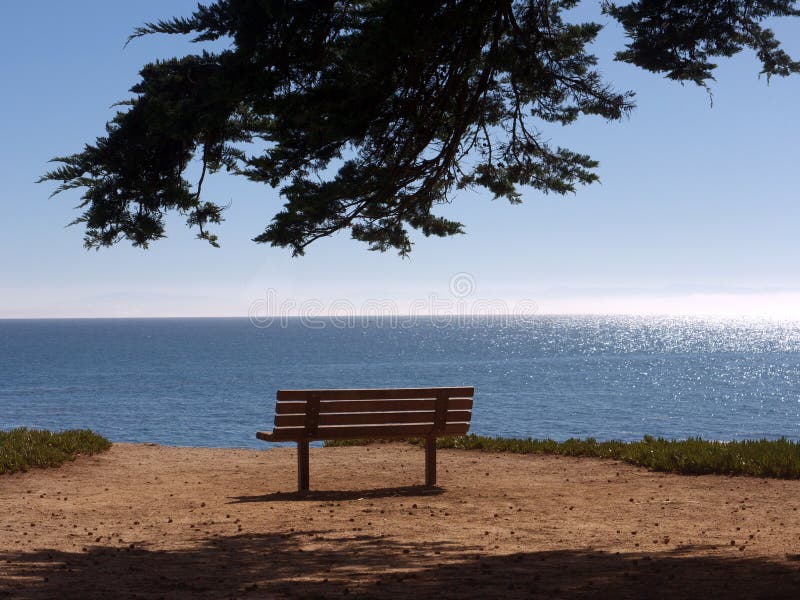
[1, 316, 799, 447]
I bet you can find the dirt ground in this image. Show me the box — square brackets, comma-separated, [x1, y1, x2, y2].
[2, 442, 800, 599]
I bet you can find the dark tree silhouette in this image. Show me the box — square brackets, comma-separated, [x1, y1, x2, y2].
[42, 1, 800, 255]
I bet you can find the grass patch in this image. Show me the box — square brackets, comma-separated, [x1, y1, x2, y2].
[326, 434, 800, 479]
[0, 428, 112, 475]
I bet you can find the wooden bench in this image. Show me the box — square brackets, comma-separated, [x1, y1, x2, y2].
[256, 386, 474, 492]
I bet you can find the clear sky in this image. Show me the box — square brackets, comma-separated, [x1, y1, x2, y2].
[2, 1, 799, 318]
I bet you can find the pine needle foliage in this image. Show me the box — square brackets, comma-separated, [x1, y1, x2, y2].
[41, 1, 799, 254]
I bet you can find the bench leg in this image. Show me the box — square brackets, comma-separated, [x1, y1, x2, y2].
[425, 435, 436, 487]
[297, 440, 310, 493]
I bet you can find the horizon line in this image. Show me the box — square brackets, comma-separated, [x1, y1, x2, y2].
[2, 312, 799, 322]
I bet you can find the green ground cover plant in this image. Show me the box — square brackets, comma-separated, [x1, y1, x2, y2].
[326, 434, 800, 479]
[0, 428, 112, 475]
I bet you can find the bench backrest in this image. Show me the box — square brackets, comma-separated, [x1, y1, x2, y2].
[270, 386, 474, 441]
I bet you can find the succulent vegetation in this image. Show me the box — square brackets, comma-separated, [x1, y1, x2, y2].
[326, 434, 800, 479]
[0, 428, 112, 475]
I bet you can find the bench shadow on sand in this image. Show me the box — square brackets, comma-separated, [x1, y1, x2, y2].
[3, 530, 800, 599]
[231, 484, 445, 503]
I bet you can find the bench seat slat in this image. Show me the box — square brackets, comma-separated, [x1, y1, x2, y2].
[277, 387, 474, 401]
[275, 397, 473, 414]
[257, 422, 470, 442]
[275, 409, 472, 428]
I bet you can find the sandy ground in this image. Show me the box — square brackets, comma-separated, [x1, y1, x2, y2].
[2, 443, 800, 599]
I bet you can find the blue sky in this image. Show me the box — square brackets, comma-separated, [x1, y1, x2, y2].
[1, 1, 799, 318]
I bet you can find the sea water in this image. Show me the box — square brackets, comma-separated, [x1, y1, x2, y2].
[1, 316, 799, 447]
